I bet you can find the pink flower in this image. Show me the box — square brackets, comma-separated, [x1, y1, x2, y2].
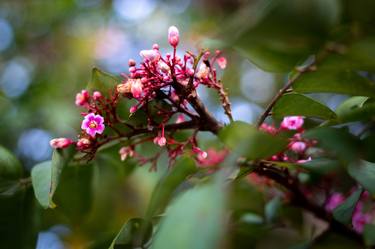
[76, 138, 91, 150]
[49, 138, 74, 149]
[129, 106, 138, 113]
[216, 57, 227, 69]
[196, 63, 209, 78]
[176, 114, 185, 124]
[290, 141, 307, 153]
[192, 147, 208, 160]
[296, 157, 312, 164]
[153, 136, 167, 147]
[325, 193, 345, 212]
[81, 113, 105, 138]
[352, 210, 372, 233]
[197, 149, 228, 167]
[260, 123, 278, 135]
[75, 90, 89, 106]
[119, 146, 135, 161]
[93, 91, 102, 100]
[168, 26, 179, 47]
[130, 79, 143, 99]
[140, 49, 160, 62]
[281, 116, 304, 130]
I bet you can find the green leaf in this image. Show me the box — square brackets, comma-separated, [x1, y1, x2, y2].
[109, 218, 153, 249]
[348, 160, 375, 195]
[50, 146, 75, 204]
[333, 187, 363, 225]
[219, 121, 288, 160]
[299, 158, 341, 174]
[364, 224, 375, 246]
[272, 93, 336, 120]
[303, 127, 361, 162]
[31, 161, 54, 209]
[87, 67, 119, 93]
[151, 182, 225, 249]
[0, 145, 23, 180]
[310, 231, 362, 249]
[265, 196, 281, 223]
[145, 157, 197, 219]
[293, 70, 375, 97]
[335, 96, 375, 123]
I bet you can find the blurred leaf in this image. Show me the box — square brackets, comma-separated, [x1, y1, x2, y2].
[151, 181, 225, 249]
[303, 127, 361, 162]
[0, 145, 23, 180]
[293, 70, 375, 97]
[265, 196, 281, 223]
[109, 218, 153, 249]
[145, 157, 197, 219]
[362, 134, 375, 162]
[335, 96, 375, 123]
[273, 93, 336, 120]
[364, 224, 375, 246]
[310, 231, 361, 249]
[348, 160, 375, 195]
[299, 158, 341, 174]
[219, 121, 288, 160]
[333, 187, 362, 225]
[50, 146, 75, 207]
[31, 161, 53, 209]
[88, 67, 120, 94]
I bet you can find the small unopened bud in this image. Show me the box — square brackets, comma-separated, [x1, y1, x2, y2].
[290, 141, 307, 153]
[140, 49, 160, 62]
[168, 26, 179, 47]
[93, 91, 102, 100]
[128, 59, 136, 66]
[131, 79, 143, 99]
[119, 146, 135, 161]
[130, 106, 137, 113]
[216, 57, 227, 69]
[152, 43, 159, 50]
[75, 90, 89, 106]
[76, 138, 91, 150]
[50, 138, 74, 149]
[153, 136, 167, 147]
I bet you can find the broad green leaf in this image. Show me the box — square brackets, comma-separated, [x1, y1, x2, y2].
[87, 67, 119, 93]
[50, 146, 75, 205]
[272, 93, 336, 120]
[31, 161, 54, 208]
[310, 231, 362, 249]
[0, 145, 23, 180]
[348, 160, 375, 195]
[151, 182, 225, 249]
[364, 224, 375, 246]
[219, 121, 288, 160]
[299, 158, 341, 174]
[362, 135, 375, 163]
[293, 70, 375, 97]
[109, 218, 153, 249]
[333, 187, 363, 225]
[303, 127, 361, 162]
[145, 157, 197, 219]
[335, 96, 375, 123]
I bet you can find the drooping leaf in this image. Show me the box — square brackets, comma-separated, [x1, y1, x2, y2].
[145, 157, 197, 219]
[333, 187, 363, 225]
[272, 93, 336, 120]
[31, 161, 54, 209]
[109, 218, 153, 249]
[219, 121, 288, 160]
[303, 127, 361, 162]
[87, 67, 120, 93]
[151, 181, 225, 249]
[293, 70, 375, 97]
[348, 160, 375, 195]
[363, 224, 375, 246]
[0, 145, 23, 180]
[335, 96, 375, 123]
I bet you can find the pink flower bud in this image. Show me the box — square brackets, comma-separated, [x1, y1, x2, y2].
[153, 136, 167, 147]
[75, 90, 89, 106]
[93, 91, 102, 100]
[130, 79, 143, 99]
[152, 43, 159, 50]
[50, 138, 74, 149]
[140, 49, 160, 62]
[130, 106, 137, 113]
[176, 114, 185, 124]
[129, 66, 136, 73]
[281, 116, 304, 130]
[128, 59, 136, 66]
[76, 138, 91, 150]
[196, 63, 210, 78]
[216, 57, 227, 69]
[290, 141, 307, 153]
[325, 193, 345, 212]
[168, 26, 179, 47]
[119, 146, 135, 161]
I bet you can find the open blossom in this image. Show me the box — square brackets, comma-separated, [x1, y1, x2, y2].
[119, 146, 135, 161]
[93, 91, 102, 100]
[168, 26, 179, 47]
[352, 209, 372, 233]
[50, 138, 74, 149]
[325, 193, 345, 212]
[130, 79, 143, 98]
[81, 113, 105, 138]
[140, 49, 160, 62]
[281, 116, 304, 130]
[75, 90, 89, 106]
[153, 136, 167, 147]
[196, 63, 210, 78]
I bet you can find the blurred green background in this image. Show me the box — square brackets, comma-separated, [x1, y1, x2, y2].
[1, 0, 375, 248]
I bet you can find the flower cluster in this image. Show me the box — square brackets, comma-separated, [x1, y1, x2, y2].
[49, 26, 230, 169]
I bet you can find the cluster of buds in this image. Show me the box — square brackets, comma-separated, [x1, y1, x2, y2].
[325, 190, 374, 233]
[49, 26, 230, 169]
[260, 116, 315, 163]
